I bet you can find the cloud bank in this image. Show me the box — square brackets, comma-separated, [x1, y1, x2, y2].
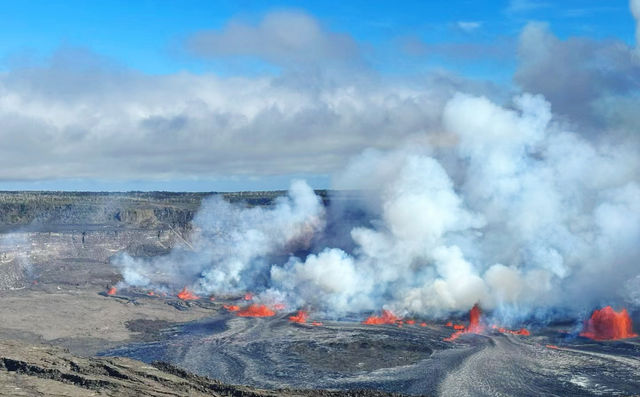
[1, 8, 638, 186]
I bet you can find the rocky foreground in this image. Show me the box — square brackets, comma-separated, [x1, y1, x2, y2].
[0, 339, 399, 397]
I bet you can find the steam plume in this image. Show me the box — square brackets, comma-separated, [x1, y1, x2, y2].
[114, 180, 324, 296]
[113, 92, 639, 322]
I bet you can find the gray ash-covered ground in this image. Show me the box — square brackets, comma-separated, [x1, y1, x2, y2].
[0, 191, 638, 396]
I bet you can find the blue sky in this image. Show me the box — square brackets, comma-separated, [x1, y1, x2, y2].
[1, 0, 635, 75]
[0, 0, 638, 191]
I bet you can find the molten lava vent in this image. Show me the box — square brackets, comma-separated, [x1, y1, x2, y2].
[289, 310, 308, 323]
[236, 304, 276, 317]
[362, 310, 400, 325]
[580, 306, 637, 340]
[177, 287, 199, 301]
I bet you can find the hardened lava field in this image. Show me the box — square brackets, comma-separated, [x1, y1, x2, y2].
[100, 291, 640, 396]
[0, 192, 638, 396]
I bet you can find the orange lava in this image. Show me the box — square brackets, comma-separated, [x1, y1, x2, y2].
[420, 322, 428, 327]
[223, 304, 240, 312]
[236, 304, 276, 317]
[443, 331, 465, 342]
[289, 310, 308, 324]
[444, 304, 485, 341]
[405, 320, 416, 325]
[492, 325, 531, 336]
[107, 287, 117, 295]
[546, 344, 560, 350]
[445, 321, 453, 327]
[362, 310, 400, 325]
[311, 321, 323, 326]
[244, 293, 253, 301]
[147, 291, 155, 296]
[580, 306, 637, 341]
[177, 287, 199, 300]
[468, 304, 482, 332]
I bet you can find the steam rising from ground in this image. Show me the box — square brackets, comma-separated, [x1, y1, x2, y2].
[0, 233, 33, 289]
[114, 92, 639, 321]
[115, 180, 324, 294]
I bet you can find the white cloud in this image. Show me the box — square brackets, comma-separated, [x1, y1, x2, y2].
[188, 10, 360, 66]
[456, 21, 482, 32]
[515, 21, 640, 135]
[506, 0, 551, 14]
[1, 48, 484, 182]
[1, 6, 639, 187]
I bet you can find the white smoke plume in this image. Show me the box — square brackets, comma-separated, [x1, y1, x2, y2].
[113, 91, 638, 322]
[269, 93, 638, 321]
[0, 232, 34, 289]
[114, 180, 325, 295]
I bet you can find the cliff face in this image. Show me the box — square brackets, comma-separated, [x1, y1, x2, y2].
[0, 191, 297, 290]
[0, 190, 328, 230]
[0, 191, 205, 230]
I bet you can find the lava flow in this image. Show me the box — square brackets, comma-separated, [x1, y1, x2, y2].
[106, 286, 117, 295]
[236, 304, 276, 317]
[580, 306, 638, 340]
[492, 325, 531, 336]
[223, 304, 240, 312]
[177, 287, 199, 300]
[362, 309, 400, 325]
[289, 310, 308, 323]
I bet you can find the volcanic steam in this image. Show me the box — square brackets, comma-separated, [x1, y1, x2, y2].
[112, 92, 640, 327]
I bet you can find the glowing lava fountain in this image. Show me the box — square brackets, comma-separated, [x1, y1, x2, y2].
[177, 287, 199, 301]
[580, 306, 637, 341]
[444, 304, 485, 341]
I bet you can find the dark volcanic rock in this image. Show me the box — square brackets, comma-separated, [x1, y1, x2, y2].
[0, 339, 403, 397]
